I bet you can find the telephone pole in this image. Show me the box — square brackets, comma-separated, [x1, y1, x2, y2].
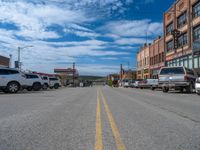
[73, 62, 75, 87]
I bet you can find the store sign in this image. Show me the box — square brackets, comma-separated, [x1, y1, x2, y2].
[193, 41, 200, 55]
[144, 69, 149, 74]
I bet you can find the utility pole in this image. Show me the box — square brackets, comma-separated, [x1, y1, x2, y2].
[72, 62, 75, 87]
[120, 64, 123, 86]
[18, 47, 20, 71]
[9, 54, 12, 68]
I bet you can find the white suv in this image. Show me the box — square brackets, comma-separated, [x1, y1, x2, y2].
[24, 74, 43, 91]
[49, 77, 61, 89]
[41, 76, 50, 90]
[0, 67, 27, 93]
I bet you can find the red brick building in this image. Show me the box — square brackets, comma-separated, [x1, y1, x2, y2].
[164, 0, 200, 74]
[149, 37, 165, 78]
[0, 55, 9, 67]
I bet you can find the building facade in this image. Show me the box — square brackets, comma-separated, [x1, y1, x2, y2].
[137, 44, 150, 79]
[164, 0, 200, 74]
[149, 37, 165, 78]
[0, 55, 9, 67]
[121, 70, 136, 80]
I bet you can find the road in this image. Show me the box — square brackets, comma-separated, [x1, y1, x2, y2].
[0, 87, 200, 150]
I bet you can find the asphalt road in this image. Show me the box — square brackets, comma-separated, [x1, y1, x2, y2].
[0, 87, 200, 150]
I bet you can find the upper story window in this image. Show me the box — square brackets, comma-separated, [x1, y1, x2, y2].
[193, 1, 200, 18]
[193, 25, 200, 41]
[178, 32, 188, 48]
[177, 11, 187, 28]
[166, 40, 173, 52]
[166, 22, 173, 35]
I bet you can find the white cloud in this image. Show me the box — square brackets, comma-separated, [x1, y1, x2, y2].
[115, 38, 147, 45]
[0, 1, 92, 40]
[102, 19, 163, 37]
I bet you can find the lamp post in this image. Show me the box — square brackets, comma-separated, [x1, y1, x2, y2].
[17, 45, 33, 71]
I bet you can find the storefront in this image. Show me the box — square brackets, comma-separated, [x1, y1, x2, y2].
[166, 54, 200, 71]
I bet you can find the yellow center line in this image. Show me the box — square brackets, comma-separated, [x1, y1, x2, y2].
[95, 90, 103, 150]
[100, 89, 126, 150]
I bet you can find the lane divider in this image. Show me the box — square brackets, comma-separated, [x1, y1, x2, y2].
[100, 89, 126, 150]
[95, 90, 103, 150]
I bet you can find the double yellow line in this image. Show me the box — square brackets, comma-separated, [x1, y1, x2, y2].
[95, 89, 126, 150]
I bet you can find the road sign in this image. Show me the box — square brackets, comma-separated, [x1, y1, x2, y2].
[193, 41, 200, 55]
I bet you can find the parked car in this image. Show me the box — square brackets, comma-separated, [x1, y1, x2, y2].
[129, 80, 136, 88]
[122, 79, 130, 88]
[0, 67, 27, 93]
[49, 77, 61, 89]
[158, 66, 197, 93]
[24, 73, 43, 91]
[41, 76, 50, 90]
[138, 80, 147, 89]
[195, 77, 200, 95]
[137, 79, 159, 89]
[134, 80, 142, 88]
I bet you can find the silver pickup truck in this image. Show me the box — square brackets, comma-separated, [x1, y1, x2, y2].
[158, 66, 197, 93]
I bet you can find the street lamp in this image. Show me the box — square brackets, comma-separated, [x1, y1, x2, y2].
[17, 45, 33, 71]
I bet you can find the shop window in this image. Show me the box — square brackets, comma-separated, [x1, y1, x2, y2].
[193, 1, 200, 18]
[178, 32, 188, 48]
[177, 11, 187, 28]
[194, 57, 198, 68]
[166, 40, 173, 52]
[166, 22, 173, 35]
[193, 25, 200, 41]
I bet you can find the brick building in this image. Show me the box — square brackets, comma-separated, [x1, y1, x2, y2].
[0, 55, 9, 67]
[149, 37, 165, 78]
[121, 70, 136, 80]
[137, 44, 150, 79]
[164, 0, 200, 74]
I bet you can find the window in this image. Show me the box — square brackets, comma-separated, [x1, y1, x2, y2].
[0, 69, 19, 75]
[0, 69, 9, 75]
[166, 40, 173, 52]
[166, 22, 173, 35]
[160, 67, 185, 75]
[185, 68, 194, 76]
[178, 32, 188, 48]
[193, 1, 200, 18]
[177, 11, 187, 28]
[49, 78, 58, 81]
[193, 25, 200, 41]
[25, 74, 39, 79]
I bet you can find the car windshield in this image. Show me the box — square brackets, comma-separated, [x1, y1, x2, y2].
[160, 67, 185, 75]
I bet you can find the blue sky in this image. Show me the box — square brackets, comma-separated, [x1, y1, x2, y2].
[0, 0, 173, 76]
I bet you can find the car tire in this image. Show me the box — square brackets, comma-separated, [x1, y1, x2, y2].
[186, 83, 193, 93]
[151, 86, 155, 91]
[162, 87, 169, 93]
[6, 82, 20, 93]
[43, 83, 48, 90]
[179, 88, 184, 93]
[54, 84, 59, 89]
[27, 87, 32, 91]
[32, 83, 42, 91]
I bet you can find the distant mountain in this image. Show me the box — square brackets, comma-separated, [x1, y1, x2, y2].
[79, 75, 106, 81]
